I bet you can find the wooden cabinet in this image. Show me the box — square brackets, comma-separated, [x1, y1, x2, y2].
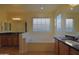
[59, 42, 70, 55]
[54, 39, 79, 55]
[55, 39, 59, 54]
[11, 34, 19, 47]
[70, 48, 79, 55]
[0, 33, 19, 48]
[54, 39, 70, 55]
[1, 35, 8, 47]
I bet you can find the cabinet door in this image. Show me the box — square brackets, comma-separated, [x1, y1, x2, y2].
[1, 35, 8, 47]
[1, 34, 19, 47]
[70, 48, 79, 55]
[12, 34, 19, 47]
[7, 36, 13, 47]
[59, 42, 70, 55]
[7, 34, 19, 47]
[55, 39, 59, 55]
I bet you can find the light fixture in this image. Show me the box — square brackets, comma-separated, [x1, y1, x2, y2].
[12, 18, 21, 20]
[40, 7, 44, 10]
[69, 4, 78, 7]
[69, 4, 78, 10]
[70, 8, 73, 10]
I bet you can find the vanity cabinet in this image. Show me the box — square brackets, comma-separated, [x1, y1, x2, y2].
[54, 39, 69, 55]
[54, 39, 59, 54]
[54, 38, 79, 55]
[59, 42, 69, 55]
[1, 35, 8, 47]
[70, 48, 79, 55]
[0, 33, 19, 47]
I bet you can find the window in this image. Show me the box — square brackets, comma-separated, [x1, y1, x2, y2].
[65, 19, 74, 32]
[33, 18, 50, 32]
[56, 14, 62, 32]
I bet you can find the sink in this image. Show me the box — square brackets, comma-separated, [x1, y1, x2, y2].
[65, 35, 78, 41]
[64, 40, 79, 46]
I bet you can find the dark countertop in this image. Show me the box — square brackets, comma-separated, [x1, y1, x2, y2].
[54, 36, 79, 51]
[0, 32, 25, 34]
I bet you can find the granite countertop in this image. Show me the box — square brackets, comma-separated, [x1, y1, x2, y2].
[54, 36, 79, 51]
[0, 32, 25, 34]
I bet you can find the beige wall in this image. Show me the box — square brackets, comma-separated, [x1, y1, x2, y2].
[6, 12, 55, 34]
[1, 5, 79, 38]
[6, 12, 55, 42]
[7, 12, 25, 32]
[54, 5, 79, 35]
[0, 10, 7, 32]
[0, 11, 25, 32]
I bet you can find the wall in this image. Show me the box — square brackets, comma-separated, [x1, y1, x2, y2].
[7, 12, 55, 43]
[21, 12, 54, 43]
[7, 12, 25, 32]
[21, 12, 55, 52]
[54, 5, 79, 36]
[6, 11, 55, 53]
[0, 10, 7, 32]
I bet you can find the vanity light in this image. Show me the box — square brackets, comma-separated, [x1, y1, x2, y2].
[70, 8, 73, 10]
[69, 4, 78, 10]
[12, 18, 21, 20]
[40, 7, 44, 10]
[69, 4, 78, 7]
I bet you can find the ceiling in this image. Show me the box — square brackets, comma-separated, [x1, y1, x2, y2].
[58, 4, 79, 13]
[0, 4, 63, 13]
[0, 4, 79, 13]
[65, 5, 79, 13]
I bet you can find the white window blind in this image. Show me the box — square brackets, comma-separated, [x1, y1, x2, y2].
[65, 19, 74, 32]
[33, 18, 50, 32]
[56, 14, 62, 32]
